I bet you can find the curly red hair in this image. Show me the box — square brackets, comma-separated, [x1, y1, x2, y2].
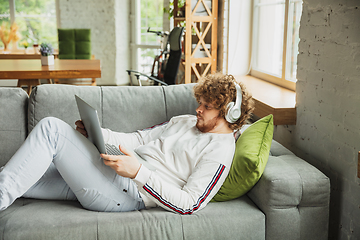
[193, 73, 255, 131]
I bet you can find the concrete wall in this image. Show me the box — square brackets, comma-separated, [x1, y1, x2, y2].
[58, 0, 130, 85]
[273, 0, 360, 239]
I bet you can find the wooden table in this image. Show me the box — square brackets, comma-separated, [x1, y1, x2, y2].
[0, 49, 59, 59]
[0, 59, 101, 94]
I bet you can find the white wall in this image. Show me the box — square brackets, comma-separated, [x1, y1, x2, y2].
[274, 0, 360, 239]
[58, 0, 130, 85]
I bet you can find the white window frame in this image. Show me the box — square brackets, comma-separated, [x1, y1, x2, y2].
[251, 0, 302, 91]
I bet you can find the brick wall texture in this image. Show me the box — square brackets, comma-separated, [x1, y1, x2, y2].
[274, 0, 360, 239]
[58, 0, 130, 85]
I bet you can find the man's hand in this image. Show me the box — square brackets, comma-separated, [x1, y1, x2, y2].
[101, 145, 141, 179]
[75, 120, 88, 138]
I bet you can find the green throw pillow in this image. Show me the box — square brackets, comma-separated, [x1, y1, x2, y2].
[212, 114, 274, 202]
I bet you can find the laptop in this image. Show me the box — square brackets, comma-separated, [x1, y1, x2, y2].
[75, 95, 156, 170]
[75, 95, 123, 155]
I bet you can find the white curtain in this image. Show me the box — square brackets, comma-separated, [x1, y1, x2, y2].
[227, 0, 252, 75]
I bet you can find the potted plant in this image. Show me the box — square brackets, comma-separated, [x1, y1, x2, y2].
[21, 40, 29, 53]
[164, 0, 186, 19]
[40, 42, 54, 65]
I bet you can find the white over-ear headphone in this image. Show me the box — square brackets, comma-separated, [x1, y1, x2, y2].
[225, 82, 242, 123]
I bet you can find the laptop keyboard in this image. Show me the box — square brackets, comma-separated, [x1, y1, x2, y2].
[105, 143, 124, 155]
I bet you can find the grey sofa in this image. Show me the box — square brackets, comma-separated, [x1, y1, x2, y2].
[0, 84, 330, 240]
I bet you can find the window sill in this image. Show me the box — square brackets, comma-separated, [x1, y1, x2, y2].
[235, 75, 296, 125]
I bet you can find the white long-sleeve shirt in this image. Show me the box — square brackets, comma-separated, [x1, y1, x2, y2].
[101, 115, 235, 214]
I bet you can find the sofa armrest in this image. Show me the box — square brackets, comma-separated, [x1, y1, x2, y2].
[247, 155, 330, 240]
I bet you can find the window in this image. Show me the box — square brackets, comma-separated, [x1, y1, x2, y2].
[0, 0, 57, 49]
[251, 0, 302, 90]
[131, 0, 164, 75]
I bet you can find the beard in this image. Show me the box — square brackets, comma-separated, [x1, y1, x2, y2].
[196, 114, 218, 133]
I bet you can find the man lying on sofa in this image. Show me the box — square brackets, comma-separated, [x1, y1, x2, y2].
[0, 73, 254, 214]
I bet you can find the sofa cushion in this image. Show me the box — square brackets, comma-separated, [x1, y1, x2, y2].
[163, 83, 197, 119]
[28, 85, 102, 133]
[102, 84, 198, 133]
[28, 84, 197, 135]
[0, 88, 28, 167]
[102, 86, 168, 133]
[212, 114, 274, 202]
[0, 196, 264, 240]
[182, 196, 265, 240]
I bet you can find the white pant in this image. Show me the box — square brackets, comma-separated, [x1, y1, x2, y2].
[0, 117, 145, 212]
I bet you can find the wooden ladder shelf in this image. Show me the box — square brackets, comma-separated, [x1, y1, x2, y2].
[174, 0, 218, 83]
